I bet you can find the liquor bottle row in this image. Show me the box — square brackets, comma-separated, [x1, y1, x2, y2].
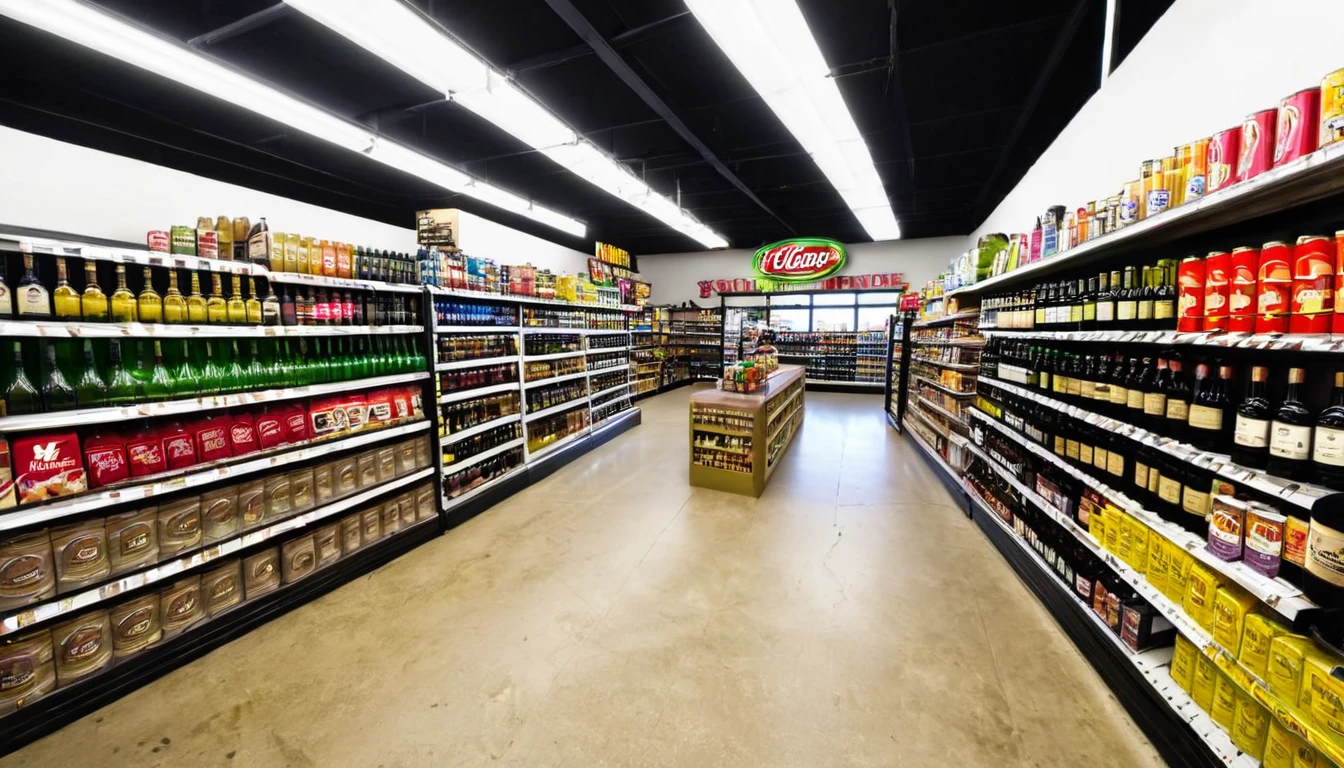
[445, 447, 523, 500]
[1, 255, 420, 326]
[592, 396, 633, 426]
[1, 385, 425, 508]
[524, 357, 584, 382]
[440, 393, 519, 436]
[523, 334, 582, 356]
[692, 432, 751, 453]
[587, 334, 628, 350]
[437, 334, 517, 364]
[798, 359, 861, 382]
[964, 455, 1172, 654]
[150, 215, 420, 284]
[980, 262, 1177, 331]
[438, 364, 517, 395]
[526, 409, 590, 454]
[443, 423, 523, 466]
[521, 308, 626, 330]
[0, 479, 434, 715]
[981, 338, 1344, 488]
[526, 381, 588, 413]
[692, 447, 752, 474]
[589, 371, 628, 394]
[434, 301, 516, 327]
[0, 434, 431, 609]
[2, 336, 423, 416]
[692, 407, 753, 433]
[587, 351, 627, 373]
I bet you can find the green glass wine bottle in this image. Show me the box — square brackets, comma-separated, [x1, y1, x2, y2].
[173, 340, 201, 398]
[244, 340, 266, 390]
[198, 340, 224, 396]
[73, 340, 107, 407]
[144, 341, 174, 400]
[224, 340, 246, 394]
[105, 340, 140, 406]
[3, 341, 39, 416]
[40, 341, 77, 412]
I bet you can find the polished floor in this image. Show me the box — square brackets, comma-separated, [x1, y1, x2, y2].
[6, 388, 1165, 767]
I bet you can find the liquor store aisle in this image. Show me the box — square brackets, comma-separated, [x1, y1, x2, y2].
[3, 388, 1162, 768]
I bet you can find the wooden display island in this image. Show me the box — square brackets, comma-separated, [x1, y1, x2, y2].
[689, 364, 806, 497]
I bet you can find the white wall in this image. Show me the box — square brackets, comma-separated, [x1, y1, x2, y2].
[639, 237, 962, 306]
[969, 0, 1344, 246]
[0, 126, 591, 273]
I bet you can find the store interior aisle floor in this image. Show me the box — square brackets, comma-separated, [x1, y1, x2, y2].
[5, 388, 1165, 768]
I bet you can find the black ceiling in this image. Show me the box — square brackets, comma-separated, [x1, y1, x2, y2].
[0, 0, 1172, 255]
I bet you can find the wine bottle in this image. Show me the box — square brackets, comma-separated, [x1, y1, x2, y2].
[1095, 271, 1116, 328]
[262, 281, 281, 326]
[1267, 367, 1314, 481]
[1232, 366, 1272, 468]
[244, 277, 263, 325]
[1082, 276, 1097, 330]
[1313, 371, 1344, 490]
[227, 275, 248, 324]
[1142, 357, 1169, 434]
[105, 340, 139, 405]
[138, 267, 162, 324]
[206, 272, 228, 324]
[3, 341, 39, 415]
[1154, 259, 1177, 328]
[109, 265, 137, 323]
[172, 340, 200, 397]
[39, 341, 76, 411]
[144, 341, 174, 400]
[1069, 279, 1084, 329]
[1136, 266, 1155, 328]
[1164, 356, 1191, 442]
[52, 258, 81, 319]
[74, 339, 106, 406]
[1116, 266, 1137, 326]
[16, 253, 51, 319]
[1188, 363, 1231, 452]
[1107, 353, 1129, 420]
[163, 270, 187, 323]
[0, 258, 11, 318]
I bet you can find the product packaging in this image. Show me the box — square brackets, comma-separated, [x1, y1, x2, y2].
[51, 519, 110, 594]
[14, 432, 87, 505]
[50, 609, 112, 688]
[105, 507, 159, 577]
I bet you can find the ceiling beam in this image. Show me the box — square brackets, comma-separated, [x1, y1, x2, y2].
[187, 4, 291, 48]
[542, 0, 795, 236]
[898, 13, 1070, 57]
[507, 11, 691, 75]
[887, 0, 916, 184]
[970, 0, 1093, 221]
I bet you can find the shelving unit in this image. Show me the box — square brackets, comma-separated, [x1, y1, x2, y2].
[772, 330, 888, 388]
[689, 365, 805, 497]
[904, 315, 981, 472]
[630, 306, 723, 400]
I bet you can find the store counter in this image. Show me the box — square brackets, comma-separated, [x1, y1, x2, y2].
[689, 364, 806, 497]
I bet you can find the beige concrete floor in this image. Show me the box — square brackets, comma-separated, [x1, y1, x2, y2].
[5, 387, 1166, 767]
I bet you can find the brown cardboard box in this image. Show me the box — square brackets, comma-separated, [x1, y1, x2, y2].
[159, 576, 203, 640]
[110, 594, 161, 659]
[0, 629, 54, 714]
[281, 535, 316, 585]
[51, 518, 110, 594]
[50, 609, 112, 687]
[0, 531, 56, 611]
[201, 560, 242, 617]
[243, 548, 280, 599]
[106, 507, 159, 577]
[157, 496, 202, 559]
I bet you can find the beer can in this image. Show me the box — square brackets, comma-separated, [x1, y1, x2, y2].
[1290, 235, 1333, 334]
[196, 230, 219, 260]
[1229, 246, 1259, 333]
[1207, 127, 1240, 193]
[1177, 256, 1205, 333]
[1203, 250, 1230, 332]
[1237, 109, 1275, 182]
[147, 230, 170, 253]
[1256, 241, 1292, 334]
[1274, 87, 1320, 167]
[1119, 180, 1141, 227]
[1321, 68, 1344, 148]
[1184, 139, 1209, 202]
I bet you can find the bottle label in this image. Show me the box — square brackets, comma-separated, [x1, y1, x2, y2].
[1134, 461, 1150, 488]
[1127, 389, 1144, 410]
[1285, 515, 1310, 566]
[1079, 443, 1093, 465]
[1182, 485, 1211, 517]
[1110, 385, 1128, 406]
[0, 283, 10, 315]
[1188, 404, 1224, 431]
[1158, 475, 1182, 504]
[1039, 372, 1051, 390]
[1307, 519, 1344, 588]
[1067, 377, 1081, 397]
[1053, 376, 1067, 395]
[1093, 447, 1108, 470]
[1080, 381, 1096, 400]
[1313, 426, 1344, 467]
[1069, 305, 1082, 323]
[1166, 399, 1189, 422]
[1066, 440, 1080, 461]
[1147, 465, 1161, 494]
[1269, 422, 1312, 460]
[1117, 301, 1137, 321]
[1154, 300, 1175, 320]
[1083, 303, 1096, 322]
[1137, 301, 1153, 321]
[1234, 415, 1270, 448]
[1143, 392, 1167, 416]
[1054, 435, 1065, 456]
[1096, 301, 1114, 323]
[1107, 451, 1124, 477]
[1093, 382, 1109, 400]
[1034, 308, 1046, 326]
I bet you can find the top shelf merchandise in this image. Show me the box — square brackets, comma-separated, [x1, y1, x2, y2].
[772, 330, 887, 386]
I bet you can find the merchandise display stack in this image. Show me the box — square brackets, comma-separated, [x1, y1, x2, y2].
[431, 294, 639, 516]
[0, 227, 437, 743]
[772, 330, 887, 388]
[902, 63, 1344, 767]
[630, 307, 666, 399]
[630, 306, 720, 399]
[667, 307, 723, 381]
[689, 365, 805, 497]
[883, 313, 914, 430]
[904, 316, 979, 478]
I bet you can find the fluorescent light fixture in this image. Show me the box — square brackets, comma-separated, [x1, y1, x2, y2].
[685, 0, 901, 241]
[0, 0, 586, 237]
[286, 0, 729, 250]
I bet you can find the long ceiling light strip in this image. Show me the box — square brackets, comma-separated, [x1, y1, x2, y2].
[0, 0, 585, 238]
[684, 0, 900, 241]
[285, 0, 729, 250]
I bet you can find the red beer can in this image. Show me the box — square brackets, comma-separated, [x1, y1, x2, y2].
[1290, 235, 1334, 334]
[1177, 256, 1205, 333]
[1237, 109, 1276, 183]
[1203, 251, 1230, 332]
[1228, 246, 1259, 333]
[1256, 241, 1292, 334]
[1334, 231, 1344, 334]
[1207, 127, 1240, 194]
[1275, 87, 1321, 167]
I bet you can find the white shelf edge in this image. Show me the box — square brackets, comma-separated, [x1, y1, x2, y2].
[524, 397, 591, 422]
[0, 320, 425, 339]
[443, 438, 524, 472]
[525, 428, 591, 463]
[588, 383, 631, 401]
[522, 349, 585, 362]
[434, 325, 520, 334]
[438, 382, 519, 404]
[443, 464, 528, 510]
[435, 355, 520, 372]
[440, 413, 522, 445]
[523, 370, 589, 389]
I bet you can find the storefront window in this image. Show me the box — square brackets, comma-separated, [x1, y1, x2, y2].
[769, 308, 810, 332]
[858, 306, 897, 330]
[858, 291, 904, 305]
[812, 292, 857, 306]
[811, 307, 855, 331]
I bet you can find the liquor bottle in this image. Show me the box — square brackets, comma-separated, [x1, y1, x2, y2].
[1068, 279, 1084, 328]
[247, 217, 272, 268]
[0, 258, 10, 317]
[1082, 276, 1097, 330]
[74, 339, 106, 406]
[243, 277, 263, 324]
[163, 270, 187, 323]
[105, 340, 139, 405]
[268, 232, 285, 273]
[3, 341, 39, 414]
[106, 265, 136, 323]
[1096, 271, 1116, 329]
[227, 275, 248, 324]
[280, 290, 296, 326]
[172, 340, 200, 397]
[1153, 260, 1177, 328]
[16, 253, 52, 319]
[224, 340, 247, 393]
[1136, 266, 1155, 328]
[206, 272, 228, 324]
[1142, 357, 1168, 434]
[216, 216, 233, 262]
[232, 216, 250, 262]
[261, 281, 281, 326]
[1314, 372, 1344, 490]
[1164, 356, 1191, 442]
[1267, 368, 1314, 481]
[1033, 285, 1047, 328]
[41, 259, 79, 325]
[1116, 266, 1137, 325]
[199, 341, 224, 395]
[244, 340, 266, 389]
[185, 272, 208, 324]
[1231, 366, 1272, 468]
[138, 267, 163, 324]
[144, 341, 174, 400]
[1187, 363, 1230, 451]
[39, 341, 76, 411]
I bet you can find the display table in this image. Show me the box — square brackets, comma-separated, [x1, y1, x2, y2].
[689, 364, 805, 497]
